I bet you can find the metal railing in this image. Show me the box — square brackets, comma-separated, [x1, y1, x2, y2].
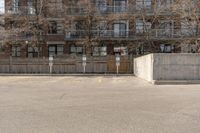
[65, 29, 200, 40]
[4, 4, 196, 17]
[5, 6, 37, 16]
[4, 6, 65, 16]
[3, 5, 200, 17]
[66, 5, 164, 15]
[3, 29, 199, 41]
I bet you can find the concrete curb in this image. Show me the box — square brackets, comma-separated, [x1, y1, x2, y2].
[152, 80, 200, 85]
[0, 74, 134, 77]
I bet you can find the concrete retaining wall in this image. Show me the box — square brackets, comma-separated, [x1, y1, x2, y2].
[134, 53, 200, 83]
[134, 54, 153, 82]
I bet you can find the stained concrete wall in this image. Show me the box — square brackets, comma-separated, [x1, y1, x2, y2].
[153, 53, 200, 80]
[134, 53, 200, 82]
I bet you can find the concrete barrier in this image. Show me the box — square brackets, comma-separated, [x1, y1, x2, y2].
[134, 54, 154, 82]
[134, 53, 200, 84]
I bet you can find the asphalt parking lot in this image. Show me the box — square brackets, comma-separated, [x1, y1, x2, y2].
[0, 76, 200, 133]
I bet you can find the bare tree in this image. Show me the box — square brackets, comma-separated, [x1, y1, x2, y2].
[3, 0, 61, 57]
[3, 0, 200, 57]
[172, 0, 200, 53]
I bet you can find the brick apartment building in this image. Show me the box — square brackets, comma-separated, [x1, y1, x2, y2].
[2, 0, 200, 58]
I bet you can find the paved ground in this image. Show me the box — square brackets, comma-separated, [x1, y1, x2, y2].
[0, 76, 200, 133]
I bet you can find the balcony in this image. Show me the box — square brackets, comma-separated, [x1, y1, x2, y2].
[66, 7, 88, 16]
[3, 28, 199, 42]
[65, 5, 179, 16]
[5, 6, 65, 17]
[65, 29, 200, 40]
[5, 5, 200, 17]
[4, 6, 40, 17]
[4, 6, 159, 16]
[45, 34, 65, 42]
[6, 34, 34, 41]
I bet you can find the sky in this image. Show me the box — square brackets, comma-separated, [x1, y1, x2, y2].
[0, 0, 4, 13]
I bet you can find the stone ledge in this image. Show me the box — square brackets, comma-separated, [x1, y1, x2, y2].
[152, 80, 200, 85]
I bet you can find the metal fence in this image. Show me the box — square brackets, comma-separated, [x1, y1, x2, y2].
[65, 29, 199, 40]
[0, 56, 133, 74]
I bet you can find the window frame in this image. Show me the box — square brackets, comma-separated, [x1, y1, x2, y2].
[27, 46, 39, 58]
[136, 20, 151, 33]
[136, 0, 152, 10]
[113, 22, 127, 37]
[70, 44, 83, 55]
[48, 44, 64, 57]
[12, 45, 21, 57]
[113, 0, 127, 12]
[48, 21, 58, 34]
[92, 46, 107, 56]
[114, 46, 128, 56]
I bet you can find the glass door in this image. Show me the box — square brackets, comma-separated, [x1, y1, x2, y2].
[113, 0, 127, 12]
[114, 23, 126, 37]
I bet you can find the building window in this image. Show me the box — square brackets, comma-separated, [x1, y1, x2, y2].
[136, 20, 144, 33]
[136, 0, 152, 10]
[48, 45, 64, 57]
[98, 21, 108, 36]
[48, 21, 64, 34]
[181, 20, 197, 36]
[48, 21, 57, 34]
[27, 0, 36, 15]
[113, 0, 127, 12]
[157, 0, 174, 6]
[114, 46, 128, 56]
[12, 45, 21, 57]
[12, 0, 19, 13]
[28, 47, 39, 58]
[160, 44, 174, 53]
[113, 22, 127, 37]
[96, 0, 107, 13]
[0, 42, 3, 52]
[70, 45, 83, 55]
[136, 20, 151, 33]
[93, 46, 107, 56]
[158, 21, 173, 37]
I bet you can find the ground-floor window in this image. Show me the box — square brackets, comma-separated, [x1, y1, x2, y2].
[28, 47, 39, 58]
[12, 45, 21, 57]
[48, 45, 64, 57]
[114, 46, 128, 56]
[0, 42, 3, 52]
[93, 46, 107, 56]
[160, 44, 174, 53]
[70, 45, 83, 55]
[181, 44, 198, 53]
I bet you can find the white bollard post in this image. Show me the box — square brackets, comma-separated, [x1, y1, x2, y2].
[82, 55, 87, 74]
[116, 54, 120, 75]
[83, 63, 86, 73]
[49, 56, 53, 74]
[117, 65, 119, 74]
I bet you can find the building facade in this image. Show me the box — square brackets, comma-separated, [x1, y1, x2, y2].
[2, 0, 200, 58]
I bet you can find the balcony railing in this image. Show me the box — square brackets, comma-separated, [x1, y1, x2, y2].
[3, 28, 198, 41]
[3, 6, 156, 16]
[5, 6, 65, 16]
[5, 6, 37, 16]
[4, 5, 200, 17]
[65, 29, 200, 40]
[65, 5, 182, 16]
